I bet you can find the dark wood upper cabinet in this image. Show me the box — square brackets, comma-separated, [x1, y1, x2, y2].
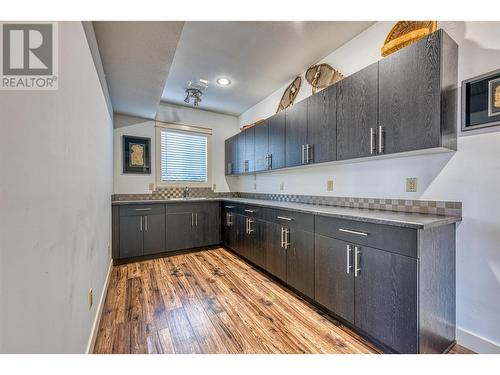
[224, 136, 237, 175]
[254, 119, 269, 172]
[378, 29, 458, 154]
[314, 234, 355, 324]
[244, 127, 255, 173]
[307, 84, 337, 163]
[285, 99, 308, 167]
[354, 245, 418, 354]
[235, 132, 246, 174]
[268, 111, 286, 170]
[336, 62, 379, 160]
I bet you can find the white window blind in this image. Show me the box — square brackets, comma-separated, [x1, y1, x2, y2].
[159, 129, 208, 182]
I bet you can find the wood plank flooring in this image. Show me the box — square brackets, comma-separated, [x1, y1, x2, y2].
[93, 247, 473, 354]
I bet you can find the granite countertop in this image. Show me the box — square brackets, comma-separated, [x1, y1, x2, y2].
[112, 197, 461, 229]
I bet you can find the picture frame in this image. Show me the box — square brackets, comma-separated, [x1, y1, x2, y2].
[122, 135, 151, 174]
[462, 68, 500, 132]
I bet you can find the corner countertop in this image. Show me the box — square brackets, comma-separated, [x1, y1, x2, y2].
[112, 197, 461, 230]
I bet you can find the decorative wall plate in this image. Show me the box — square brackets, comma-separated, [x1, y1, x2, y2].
[305, 64, 344, 94]
[277, 76, 302, 113]
[381, 21, 437, 57]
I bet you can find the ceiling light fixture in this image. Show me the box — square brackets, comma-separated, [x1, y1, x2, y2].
[184, 88, 203, 106]
[216, 77, 231, 86]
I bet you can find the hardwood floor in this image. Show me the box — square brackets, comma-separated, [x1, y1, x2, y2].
[93, 247, 473, 354]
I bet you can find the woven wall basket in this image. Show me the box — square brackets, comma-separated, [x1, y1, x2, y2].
[381, 21, 437, 57]
[277, 76, 302, 113]
[305, 63, 344, 94]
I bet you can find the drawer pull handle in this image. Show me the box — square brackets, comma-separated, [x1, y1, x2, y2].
[225, 205, 235, 209]
[244, 209, 256, 213]
[135, 208, 152, 211]
[277, 216, 294, 221]
[339, 228, 369, 236]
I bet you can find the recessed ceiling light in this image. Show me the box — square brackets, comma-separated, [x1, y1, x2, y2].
[216, 77, 231, 86]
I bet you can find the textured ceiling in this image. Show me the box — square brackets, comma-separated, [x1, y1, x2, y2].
[161, 21, 375, 115]
[93, 21, 184, 119]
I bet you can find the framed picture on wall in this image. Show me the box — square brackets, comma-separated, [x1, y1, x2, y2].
[462, 68, 500, 131]
[122, 135, 151, 174]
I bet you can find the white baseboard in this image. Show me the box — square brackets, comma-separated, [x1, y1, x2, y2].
[85, 259, 113, 354]
[457, 327, 500, 354]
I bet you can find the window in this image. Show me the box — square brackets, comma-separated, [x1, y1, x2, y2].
[157, 125, 210, 185]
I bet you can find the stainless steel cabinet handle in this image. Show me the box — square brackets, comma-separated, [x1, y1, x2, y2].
[225, 205, 235, 209]
[244, 209, 255, 213]
[284, 228, 290, 248]
[307, 144, 313, 164]
[139, 216, 143, 232]
[135, 208, 152, 211]
[339, 228, 369, 237]
[248, 218, 254, 234]
[354, 246, 361, 277]
[378, 125, 384, 154]
[280, 227, 285, 248]
[267, 154, 272, 169]
[277, 216, 294, 221]
[195, 212, 198, 226]
[191, 212, 194, 226]
[370, 128, 376, 155]
[227, 162, 232, 174]
[145, 216, 148, 231]
[346, 245, 352, 274]
[301, 145, 305, 164]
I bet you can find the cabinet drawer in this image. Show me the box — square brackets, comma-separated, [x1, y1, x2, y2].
[272, 209, 314, 232]
[120, 204, 165, 216]
[315, 216, 417, 258]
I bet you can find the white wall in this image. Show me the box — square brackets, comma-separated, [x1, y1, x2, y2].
[114, 103, 239, 194]
[236, 21, 500, 353]
[0, 22, 113, 353]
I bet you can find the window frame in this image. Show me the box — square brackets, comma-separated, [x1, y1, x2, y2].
[155, 121, 212, 188]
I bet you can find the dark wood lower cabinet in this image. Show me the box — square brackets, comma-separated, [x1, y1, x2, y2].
[354, 245, 418, 354]
[119, 215, 144, 258]
[143, 213, 166, 255]
[286, 228, 314, 299]
[166, 211, 193, 251]
[265, 222, 287, 282]
[314, 235, 355, 323]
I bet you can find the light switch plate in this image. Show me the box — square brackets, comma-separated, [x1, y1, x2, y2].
[212, 184, 217, 191]
[279, 182, 284, 191]
[406, 177, 418, 192]
[149, 183, 155, 191]
[327, 180, 334, 191]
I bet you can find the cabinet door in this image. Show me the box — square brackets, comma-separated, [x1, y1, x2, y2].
[235, 132, 246, 174]
[119, 215, 143, 258]
[244, 127, 255, 173]
[233, 214, 247, 258]
[286, 228, 314, 299]
[268, 111, 286, 170]
[265, 222, 287, 282]
[314, 235, 354, 323]
[336, 63, 378, 160]
[354, 245, 418, 353]
[285, 99, 308, 167]
[224, 137, 235, 175]
[222, 210, 237, 249]
[307, 84, 336, 164]
[379, 31, 441, 154]
[166, 212, 194, 251]
[143, 214, 166, 255]
[194, 203, 221, 247]
[254, 119, 269, 172]
[252, 219, 267, 269]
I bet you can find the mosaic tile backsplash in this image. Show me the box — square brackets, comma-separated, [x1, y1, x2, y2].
[112, 188, 462, 217]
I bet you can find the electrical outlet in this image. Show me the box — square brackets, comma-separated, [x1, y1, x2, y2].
[212, 183, 217, 191]
[327, 180, 334, 191]
[88, 289, 93, 309]
[406, 177, 418, 192]
[279, 182, 284, 191]
[149, 183, 155, 191]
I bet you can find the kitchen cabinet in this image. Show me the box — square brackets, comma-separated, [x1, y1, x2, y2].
[306, 84, 337, 163]
[265, 222, 287, 281]
[285, 99, 308, 167]
[224, 30, 457, 173]
[284, 227, 314, 298]
[336, 63, 379, 160]
[268, 111, 286, 170]
[222, 204, 237, 248]
[224, 136, 237, 175]
[235, 132, 246, 174]
[354, 244, 418, 354]
[314, 235, 354, 323]
[118, 204, 166, 258]
[244, 126, 255, 173]
[378, 29, 458, 155]
[254, 119, 269, 172]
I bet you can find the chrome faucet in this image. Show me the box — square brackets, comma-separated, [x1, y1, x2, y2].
[182, 187, 190, 198]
